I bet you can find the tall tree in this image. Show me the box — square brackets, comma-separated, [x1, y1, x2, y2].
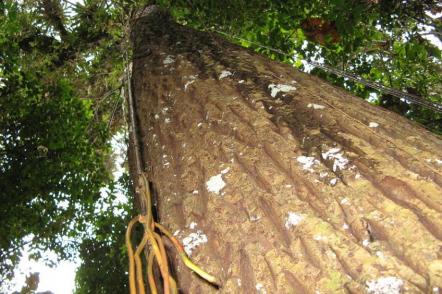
[2, 0, 442, 291]
[129, 7, 442, 292]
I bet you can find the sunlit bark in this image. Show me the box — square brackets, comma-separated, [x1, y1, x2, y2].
[130, 7, 442, 293]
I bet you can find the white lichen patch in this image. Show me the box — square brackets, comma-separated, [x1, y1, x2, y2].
[369, 122, 379, 128]
[326, 250, 337, 259]
[184, 80, 195, 90]
[206, 174, 226, 195]
[362, 239, 370, 247]
[285, 212, 304, 228]
[366, 276, 404, 294]
[173, 230, 180, 236]
[314, 235, 327, 242]
[340, 198, 350, 205]
[184, 75, 197, 91]
[268, 84, 297, 98]
[256, 283, 267, 293]
[250, 215, 261, 222]
[221, 167, 230, 174]
[219, 70, 233, 79]
[330, 178, 338, 186]
[427, 158, 442, 165]
[307, 103, 326, 110]
[182, 230, 208, 256]
[238, 80, 245, 84]
[296, 156, 320, 172]
[376, 251, 385, 259]
[192, 190, 199, 195]
[322, 148, 349, 172]
[188, 222, 197, 229]
[319, 172, 328, 178]
[165, 118, 171, 124]
[163, 55, 175, 65]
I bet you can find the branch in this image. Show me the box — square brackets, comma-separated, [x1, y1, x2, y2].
[38, 0, 68, 40]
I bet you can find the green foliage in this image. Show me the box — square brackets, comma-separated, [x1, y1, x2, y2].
[13, 272, 40, 294]
[1, 0, 441, 291]
[0, 0, 111, 280]
[74, 174, 132, 294]
[160, 0, 442, 133]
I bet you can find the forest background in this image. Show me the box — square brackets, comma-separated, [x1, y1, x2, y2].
[0, 0, 441, 292]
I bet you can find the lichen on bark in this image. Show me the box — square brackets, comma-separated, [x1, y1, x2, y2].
[130, 7, 442, 294]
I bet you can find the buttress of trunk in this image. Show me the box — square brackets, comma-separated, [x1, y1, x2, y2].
[130, 7, 442, 294]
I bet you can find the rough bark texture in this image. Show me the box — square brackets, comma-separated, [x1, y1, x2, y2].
[130, 7, 442, 294]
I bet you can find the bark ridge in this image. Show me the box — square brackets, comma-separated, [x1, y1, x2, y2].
[130, 11, 442, 294]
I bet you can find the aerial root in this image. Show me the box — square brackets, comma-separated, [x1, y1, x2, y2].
[125, 174, 220, 294]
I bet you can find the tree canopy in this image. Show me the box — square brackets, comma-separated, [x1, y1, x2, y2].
[166, 0, 442, 132]
[0, 0, 441, 291]
[0, 0, 111, 281]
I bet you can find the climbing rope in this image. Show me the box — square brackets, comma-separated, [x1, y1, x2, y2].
[123, 54, 220, 293]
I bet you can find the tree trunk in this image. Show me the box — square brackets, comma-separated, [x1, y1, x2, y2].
[130, 7, 442, 294]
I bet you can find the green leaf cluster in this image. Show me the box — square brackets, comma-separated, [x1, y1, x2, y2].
[2, 0, 442, 290]
[74, 173, 132, 294]
[0, 0, 112, 281]
[161, 0, 442, 133]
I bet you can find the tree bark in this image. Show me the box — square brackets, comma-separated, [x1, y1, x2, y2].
[130, 7, 442, 294]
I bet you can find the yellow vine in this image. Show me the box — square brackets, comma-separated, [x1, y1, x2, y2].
[123, 22, 220, 290]
[125, 173, 221, 294]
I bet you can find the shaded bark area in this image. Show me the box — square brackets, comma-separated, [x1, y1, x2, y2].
[130, 7, 442, 294]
